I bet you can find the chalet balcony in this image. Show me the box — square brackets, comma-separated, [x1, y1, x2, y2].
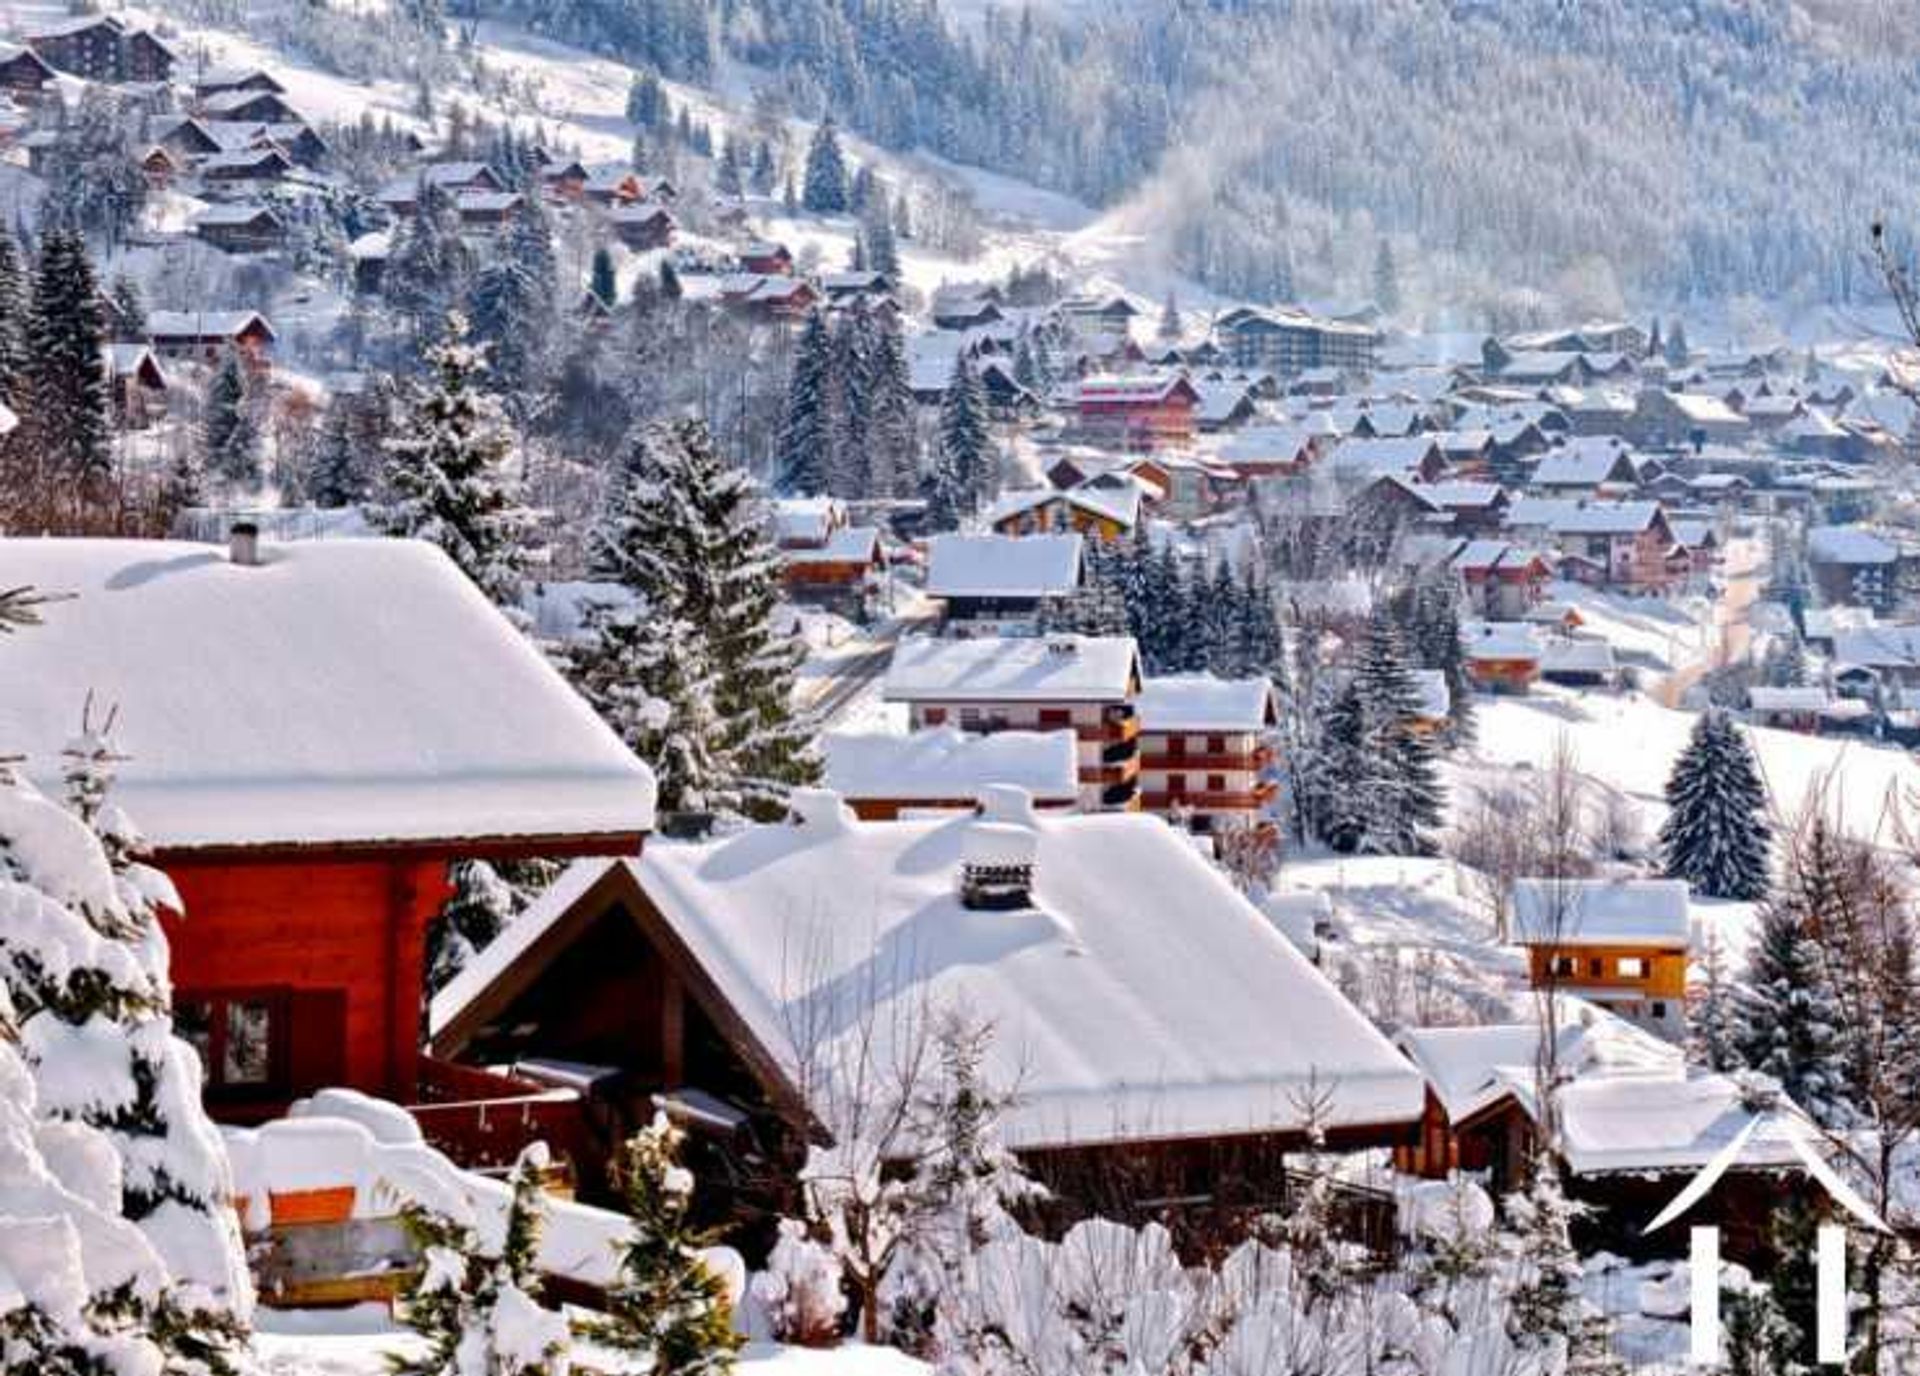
[1101, 777, 1142, 809]
[1101, 736, 1140, 767]
[1141, 745, 1276, 771]
[407, 1056, 592, 1177]
[1142, 781, 1279, 812]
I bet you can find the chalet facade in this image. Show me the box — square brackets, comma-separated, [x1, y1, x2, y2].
[607, 202, 675, 249]
[883, 634, 1144, 811]
[1451, 541, 1553, 619]
[192, 203, 288, 253]
[0, 535, 655, 1137]
[1546, 501, 1680, 592]
[987, 485, 1139, 541]
[101, 343, 167, 428]
[924, 532, 1083, 632]
[1512, 878, 1690, 1038]
[428, 791, 1425, 1230]
[1462, 621, 1543, 694]
[148, 310, 278, 369]
[1075, 374, 1201, 449]
[0, 43, 57, 101]
[29, 15, 174, 82]
[1135, 675, 1279, 835]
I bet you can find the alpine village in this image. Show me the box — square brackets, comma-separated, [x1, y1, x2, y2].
[5, 3, 1920, 1374]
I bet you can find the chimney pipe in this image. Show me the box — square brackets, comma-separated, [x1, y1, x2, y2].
[229, 521, 261, 567]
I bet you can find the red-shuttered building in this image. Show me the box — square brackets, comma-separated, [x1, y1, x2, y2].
[0, 531, 655, 1140]
[1075, 374, 1202, 449]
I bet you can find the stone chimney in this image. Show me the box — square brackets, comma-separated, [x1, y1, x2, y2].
[960, 786, 1039, 910]
[228, 520, 261, 567]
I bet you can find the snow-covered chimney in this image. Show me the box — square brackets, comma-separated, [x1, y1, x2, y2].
[788, 787, 855, 834]
[960, 787, 1039, 910]
[228, 520, 261, 567]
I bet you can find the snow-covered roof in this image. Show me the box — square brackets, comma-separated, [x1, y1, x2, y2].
[1547, 501, 1663, 536]
[1808, 524, 1898, 566]
[821, 726, 1078, 803]
[783, 526, 880, 566]
[1212, 422, 1319, 467]
[1832, 624, 1920, 670]
[1509, 878, 1690, 948]
[440, 801, 1425, 1150]
[1530, 438, 1637, 488]
[772, 496, 844, 547]
[1539, 638, 1617, 676]
[1557, 1074, 1811, 1177]
[0, 538, 655, 852]
[1329, 435, 1438, 478]
[1397, 999, 1678, 1124]
[1136, 675, 1276, 732]
[1748, 686, 1829, 713]
[1462, 620, 1542, 662]
[925, 533, 1082, 599]
[190, 202, 281, 227]
[1662, 392, 1745, 426]
[147, 310, 275, 342]
[884, 634, 1140, 704]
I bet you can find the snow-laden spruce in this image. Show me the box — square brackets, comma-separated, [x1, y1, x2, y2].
[1659, 709, 1772, 901]
[0, 756, 252, 1373]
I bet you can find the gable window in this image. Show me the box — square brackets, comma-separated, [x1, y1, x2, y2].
[1616, 956, 1648, 979]
[1552, 956, 1577, 978]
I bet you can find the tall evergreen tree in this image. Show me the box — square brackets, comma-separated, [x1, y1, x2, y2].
[802, 116, 851, 213]
[1659, 711, 1771, 900]
[467, 187, 559, 405]
[934, 352, 994, 524]
[1372, 238, 1403, 314]
[309, 392, 379, 508]
[0, 227, 27, 408]
[384, 178, 473, 339]
[202, 348, 262, 488]
[1198, 557, 1242, 674]
[1736, 817, 1851, 1126]
[777, 309, 836, 496]
[370, 311, 533, 610]
[829, 301, 873, 499]
[861, 207, 901, 280]
[25, 228, 111, 504]
[713, 136, 745, 198]
[590, 245, 619, 308]
[1351, 609, 1446, 854]
[865, 308, 918, 498]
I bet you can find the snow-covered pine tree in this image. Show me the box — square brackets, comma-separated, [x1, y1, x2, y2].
[1372, 238, 1403, 315]
[1410, 575, 1474, 744]
[370, 311, 534, 612]
[713, 137, 745, 198]
[0, 228, 30, 408]
[802, 116, 850, 213]
[1316, 680, 1374, 853]
[590, 1114, 741, 1375]
[1659, 710, 1771, 901]
[1689, 926, 1743, 1073]
[25, 227, 111, 504]
[466, 187, 559, 406]
[861, 208, 901, 281]
[1665, 319, 1691, 367]
[691, 422, 822, 820]
[750, 141, 777, 196]
[1735, 817, 1852, 1127]
[393, 1143, 569, 1376]
[309, 392, 378, 508]
[1233, 561, 1287, 692]
[1353, 609, 1446, 854]
[864, 309, 918, 499]
[574, 598, 726, 816]
[937, 352, 995, 521]
[590, 246, 618, 309]
[201, 348, 262, 488]
[776, 309, 835, 496]
[0, 749, 253, 1372]
[429, 859, 520, 992]
[828, 302, 873, 500]
[1198, 558, 1242, 675]
[384, 178, 473, 341]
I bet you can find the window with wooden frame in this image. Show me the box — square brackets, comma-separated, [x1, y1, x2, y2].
[176, 989, 293, 1099]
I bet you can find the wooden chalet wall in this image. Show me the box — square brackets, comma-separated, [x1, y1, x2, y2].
[160, 851, 450, 1117]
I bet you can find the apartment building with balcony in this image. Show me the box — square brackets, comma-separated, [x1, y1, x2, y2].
[1135, 675, 1279, 834]
[882, 634, 1144, 811]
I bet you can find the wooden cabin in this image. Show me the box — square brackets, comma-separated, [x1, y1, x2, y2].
[0, 43, 57, 101]
[737, 240, 793, 276]
[779, 525, 885, 614]
[101, 343, 167, 428]
[986, 485, 1139, 541]
[1512, 878, 1690, 1038]
[607, 202, 675, 249]
[0, 535, 655, 1143]
[1462, 621, 1543, 694]
[428, 791, 1424, 1236]
[884, 633, 1143, 812]
[922, 532, 1083, 633]
[147, 310, 277, 369]
[192, 203, 288, 254]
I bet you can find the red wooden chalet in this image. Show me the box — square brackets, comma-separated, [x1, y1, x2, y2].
[0, 532, 655, 1160]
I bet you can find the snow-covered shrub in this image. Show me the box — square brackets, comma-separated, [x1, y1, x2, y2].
[749, 1219, 846, 1347]
[392, 1142, 570, 1376]
[589, 1113, 740, 1375]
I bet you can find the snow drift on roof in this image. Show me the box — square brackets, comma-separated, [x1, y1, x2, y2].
[821, 726, 1079, 802]
[1136, 675, 1276, 732]
[884, 634, 1139, 703]
[1509, 878, 1690, 947]
[924, 533, 1083, 599]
